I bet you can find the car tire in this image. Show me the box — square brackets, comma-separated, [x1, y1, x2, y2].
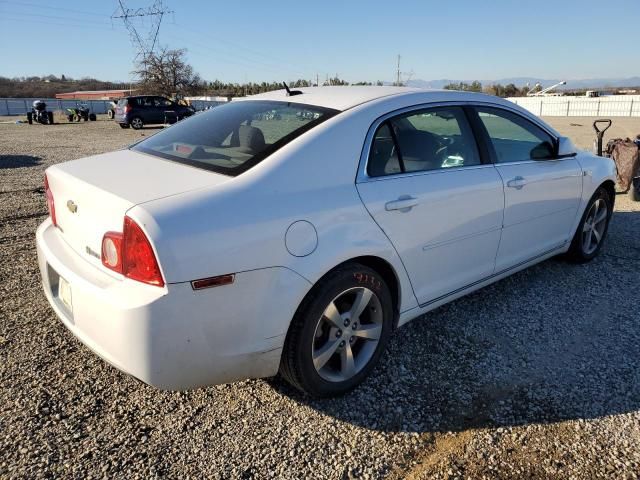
[130, 117, 144, 130]
[89, 113, 96, 121]
[119, 123, 130, 129]
[566, 186, 612, 263]
[280, 263, 393, 397]
[107, 109, 114, 119]
[47, 112, 54, 124]
[27, 112, 33, 124]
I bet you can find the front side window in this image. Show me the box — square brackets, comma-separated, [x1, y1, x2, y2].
[138, 97, 153, 107]
[368, 106, 481, 177]
[475, 107, 556, 162]
[132, 100, 338, 176]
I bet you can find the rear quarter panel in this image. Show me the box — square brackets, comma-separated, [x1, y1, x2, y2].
[131, 101, 423, 319]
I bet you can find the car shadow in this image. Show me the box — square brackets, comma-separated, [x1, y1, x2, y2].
[270, 209, 640, 433]
[0, 154, 42, 169]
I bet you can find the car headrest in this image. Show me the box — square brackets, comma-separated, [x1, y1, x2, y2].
[234, 125, 265, 153]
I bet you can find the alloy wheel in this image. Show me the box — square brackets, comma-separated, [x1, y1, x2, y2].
[312, 287, 383, 383]
[582, 198, 608, 255]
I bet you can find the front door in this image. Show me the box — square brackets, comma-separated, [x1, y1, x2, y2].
[357, 106, 504, 306]
[472, 106, 582, 271]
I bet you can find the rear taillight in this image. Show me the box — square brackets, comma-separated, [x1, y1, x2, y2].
[124, 104, 132, 113]
[101, 216, 164, 287]
[101, 232, 123, 272]
[44, 174, 57, 226]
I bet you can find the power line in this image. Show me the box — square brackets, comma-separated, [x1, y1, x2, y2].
[3, 10, 121, 27]
[0, 0, 110, 17]
[167, 34, 304, 78]
[171, 21, 319, 78]
[165, 32, 309, 79]
[2, 0, 318, 81]
[112, 0, 173, 60]
[1, 14, 126, 31]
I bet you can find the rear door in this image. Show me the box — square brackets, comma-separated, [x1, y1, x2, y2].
[471, 106, 582, 271]
[357, 105, 504, 306]
[153, 97, 174, 123]
[140, 96, 160, 123]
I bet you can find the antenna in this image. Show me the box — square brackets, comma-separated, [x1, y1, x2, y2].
[282, 81, 303, 96]
[112, 0, 174, 60]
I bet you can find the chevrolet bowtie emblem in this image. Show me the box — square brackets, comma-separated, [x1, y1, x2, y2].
[66, 200, 78, 213]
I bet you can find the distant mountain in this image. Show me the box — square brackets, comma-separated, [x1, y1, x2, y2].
[405, 77, 640, 90]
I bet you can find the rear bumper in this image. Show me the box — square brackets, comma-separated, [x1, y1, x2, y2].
[36, 219, 310, 389]
[113, 113, 128, 124]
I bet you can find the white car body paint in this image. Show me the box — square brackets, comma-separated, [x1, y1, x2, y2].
[285, 220, 318, 257]
[36, 87, 617, 389]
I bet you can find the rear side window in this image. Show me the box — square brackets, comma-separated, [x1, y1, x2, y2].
[475, 107, 556, 162]
[368, 106, 481, 177]
[154, 97, 173, 107]
[132, 100, 338, 176]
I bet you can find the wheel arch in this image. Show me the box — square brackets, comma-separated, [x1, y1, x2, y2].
[600, 179, 616, 209]
[306, 255, 403, 329]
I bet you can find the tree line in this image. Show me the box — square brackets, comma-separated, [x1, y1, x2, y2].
[0, 75, 132, 98]
[443, 81, 538, 97]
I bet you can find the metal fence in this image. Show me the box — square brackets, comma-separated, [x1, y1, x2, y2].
[0, 98, 226, 116]
[508, 95, 640, 117]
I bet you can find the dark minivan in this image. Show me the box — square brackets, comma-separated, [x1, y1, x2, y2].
[114, 96, 195, 129]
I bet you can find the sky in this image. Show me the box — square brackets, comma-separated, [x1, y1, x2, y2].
[1, 0, 638, 84]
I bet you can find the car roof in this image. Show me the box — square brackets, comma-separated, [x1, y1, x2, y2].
[244, 86, 424, 111]
[244, 86, 513, 111]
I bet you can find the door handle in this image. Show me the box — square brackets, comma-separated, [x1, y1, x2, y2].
[506, 176, 527, 189]
[385, 196, 418, 212]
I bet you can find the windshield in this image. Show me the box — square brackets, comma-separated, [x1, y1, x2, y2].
[132, 100, 339, 176]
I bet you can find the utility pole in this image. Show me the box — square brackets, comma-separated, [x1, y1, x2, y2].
[316, 73, 319, 87]
[112, 0, 174, 60]
[396, 55, 401, 86]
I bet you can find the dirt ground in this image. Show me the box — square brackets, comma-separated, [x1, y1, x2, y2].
[544, 116, 640, 150]
[1, 114, 639, 479]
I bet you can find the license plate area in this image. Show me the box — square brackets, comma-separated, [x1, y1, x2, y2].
[47, 264, 74, 322]
[58, 276, 73, 313]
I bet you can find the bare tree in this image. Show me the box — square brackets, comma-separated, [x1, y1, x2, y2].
[134, 48, 203, 96]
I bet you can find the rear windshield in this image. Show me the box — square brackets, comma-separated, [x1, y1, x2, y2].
[117, 98, 128, 106]
[132, 100, 339, 176]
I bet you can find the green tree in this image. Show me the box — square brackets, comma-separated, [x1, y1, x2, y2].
[444, 81, 483, 92]
[503, 83, 519, 97]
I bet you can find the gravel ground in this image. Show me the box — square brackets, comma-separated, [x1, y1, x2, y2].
[0, 116, 639, 479]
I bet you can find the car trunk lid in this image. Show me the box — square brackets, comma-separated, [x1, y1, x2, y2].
[45, 148, 229, 271]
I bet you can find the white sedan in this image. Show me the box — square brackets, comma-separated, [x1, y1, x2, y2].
[37, 87, 616, 397]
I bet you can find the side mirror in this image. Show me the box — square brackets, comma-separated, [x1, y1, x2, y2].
[557, 136, 577, 158]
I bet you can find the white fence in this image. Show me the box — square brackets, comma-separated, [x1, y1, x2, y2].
[508, 95, 640, 117]
[0, 98, 225, 116]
